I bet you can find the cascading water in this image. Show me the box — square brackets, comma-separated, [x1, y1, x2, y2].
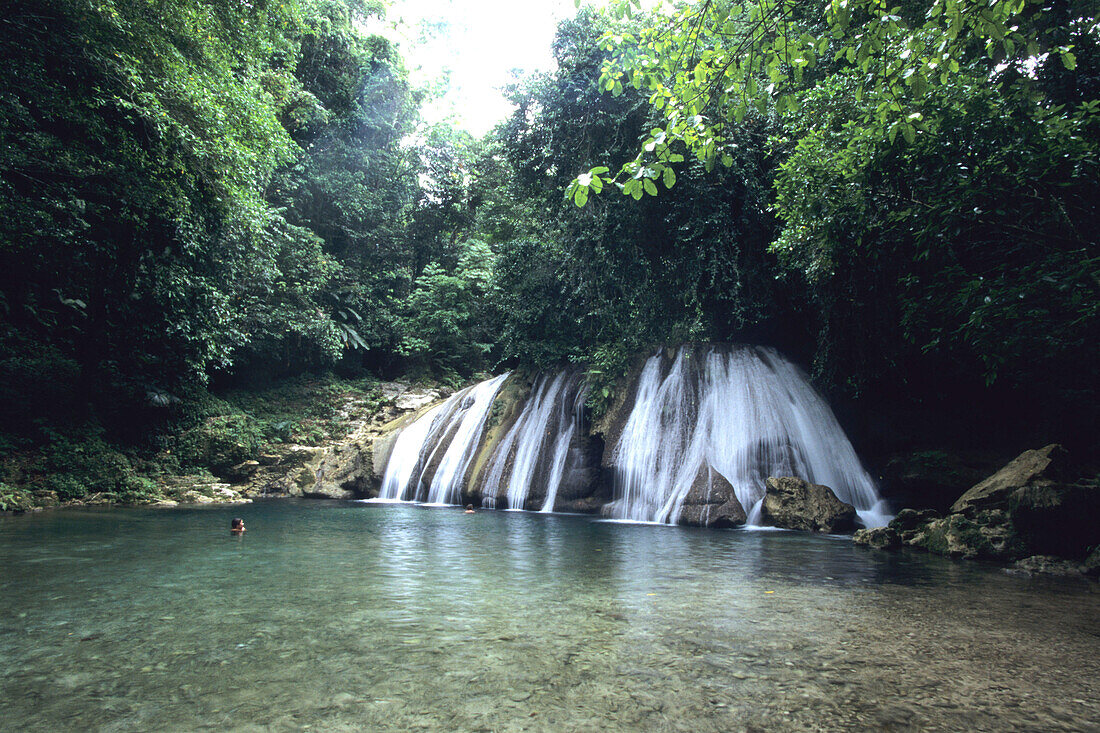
[605, 345, 889, 528]
[377, 373, 509, 504]
[479, 371, 589, 512]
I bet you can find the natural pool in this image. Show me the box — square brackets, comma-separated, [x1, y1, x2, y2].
[1, 500, 1098, 732]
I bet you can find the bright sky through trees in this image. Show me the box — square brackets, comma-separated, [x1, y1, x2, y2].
[370, 0, 579, 135]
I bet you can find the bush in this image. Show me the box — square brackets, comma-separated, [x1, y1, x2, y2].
[0, 482, 35, 512]
[174, 414, 263, 470]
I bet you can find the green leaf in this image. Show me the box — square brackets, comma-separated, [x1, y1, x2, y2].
[643, 178, 658, 195]
[662, 166, 676, 188]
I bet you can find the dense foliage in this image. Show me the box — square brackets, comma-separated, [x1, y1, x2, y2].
[566, 0, 1098, 444]
[0, 0, 1097, 507]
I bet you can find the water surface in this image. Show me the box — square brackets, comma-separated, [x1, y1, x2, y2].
[1, 501, 1097, 731]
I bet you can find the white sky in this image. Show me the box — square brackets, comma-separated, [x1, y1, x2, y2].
[373, 0, 583, 136]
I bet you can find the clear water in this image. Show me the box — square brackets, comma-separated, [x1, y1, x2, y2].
[2, 501, 1098, 732]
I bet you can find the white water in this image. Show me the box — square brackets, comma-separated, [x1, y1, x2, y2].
[606, 345, 889, 528]
[479, 371, 588, 512]
[378, 373, 509, 504]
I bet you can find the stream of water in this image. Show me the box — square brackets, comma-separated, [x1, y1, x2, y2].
[2, 501, 1097, 731]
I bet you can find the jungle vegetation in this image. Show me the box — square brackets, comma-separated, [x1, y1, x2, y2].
[0, 0, 1096, 504]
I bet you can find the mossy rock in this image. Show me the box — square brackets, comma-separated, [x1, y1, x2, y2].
[174, 414, 263, 471]
[912, 511, 1027, 560]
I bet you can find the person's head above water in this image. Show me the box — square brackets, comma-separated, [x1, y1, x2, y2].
[464, 504, 475, 513]
[231, 517, 245, 531]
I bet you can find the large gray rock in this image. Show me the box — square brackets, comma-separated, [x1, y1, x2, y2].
[304, 442, 374, 499]
[950, 444, 1071, 515]
[948, 445, 1098, 559]
[678, 465, 746, 528]
[760, 476, 858, 533]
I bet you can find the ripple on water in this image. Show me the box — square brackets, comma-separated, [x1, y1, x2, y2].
[0, 500, 1098, 732]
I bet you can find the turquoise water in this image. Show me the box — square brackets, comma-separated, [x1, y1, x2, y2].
[1, 500, 1098, 731]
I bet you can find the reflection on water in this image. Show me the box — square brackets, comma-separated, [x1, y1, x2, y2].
[1, 501, 1098, 731]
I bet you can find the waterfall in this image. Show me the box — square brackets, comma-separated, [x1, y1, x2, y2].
[605, 345, 889, 527]
[479, 371, 589, 512]
[377, 373, 509, 504]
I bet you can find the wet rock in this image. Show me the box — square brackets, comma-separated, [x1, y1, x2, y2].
[304, 442, 374, 500]
[761, 476, 858, 533]
[1009, 555, 1086, 577]
[679, 465, 746, 528]
[908, 510, 1027, 560]
[853, 526, 901, 549]
[151, 499, 179, 508]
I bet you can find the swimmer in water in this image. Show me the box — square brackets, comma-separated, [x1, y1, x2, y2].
[464, 504, 475, 514]
[230, 517, 246, 533]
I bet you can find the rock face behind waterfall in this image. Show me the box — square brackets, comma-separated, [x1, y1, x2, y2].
[761, 476, 858, 533]
[373, 344, 886, 527]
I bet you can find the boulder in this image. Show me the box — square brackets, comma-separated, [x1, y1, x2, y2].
[678, 465, 746, 528]
[854, 526, 901, 549]
[760, 476, 858, 533]
[947, 445, 1098, 559]
[906, 510, 1027, 560]
[950, 444, 1071, 515]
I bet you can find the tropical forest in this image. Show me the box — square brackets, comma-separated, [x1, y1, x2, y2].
[1, 0, 1098, 729]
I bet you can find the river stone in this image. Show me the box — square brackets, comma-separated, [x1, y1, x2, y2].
[853, 526, 901, 549]
[950, 444, 1071, 516]
[678, 465, 746, 528]
[760, 476, 858, 533]
[1009, 555, 1086, 577]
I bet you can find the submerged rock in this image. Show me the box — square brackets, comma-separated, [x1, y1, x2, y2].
[678, 465, 746, 528]
[761, 476, 858, 533]
[1009, 555, 1086, 577]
